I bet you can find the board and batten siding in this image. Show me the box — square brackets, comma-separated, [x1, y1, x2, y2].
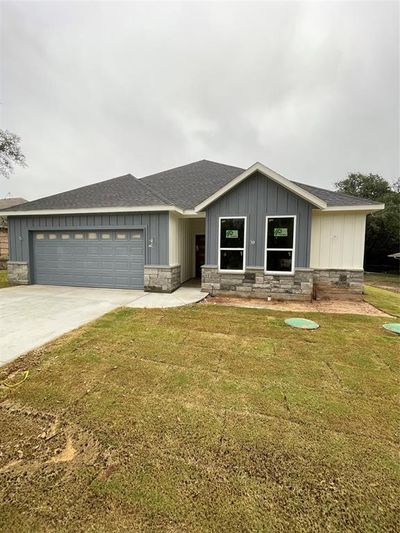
[8, 212, 169, 266]
[205, 171, 313, 268]
[310, 211, 367, 269]
[169, 213, 205, 282]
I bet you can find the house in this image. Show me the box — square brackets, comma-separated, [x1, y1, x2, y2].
[0, 197, 27, 266]
[0, 160, 384, 300]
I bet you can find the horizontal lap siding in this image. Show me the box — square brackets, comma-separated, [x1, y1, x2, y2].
[8, 212, 169, 265]
[205, 172, 313, 268]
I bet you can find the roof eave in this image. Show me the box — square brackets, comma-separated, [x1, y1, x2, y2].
[318, 204, 385, 213]
[194, 162, 327, 211]
[0, 205, 184, 217]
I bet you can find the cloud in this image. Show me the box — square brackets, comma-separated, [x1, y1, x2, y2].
[1, 1, 398, 200]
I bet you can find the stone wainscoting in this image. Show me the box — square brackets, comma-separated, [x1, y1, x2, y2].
[8, 261, 29, 285]
[201, 266, 314, 301]
[144, 265, 181, 293]
[313, 269, 364, 300]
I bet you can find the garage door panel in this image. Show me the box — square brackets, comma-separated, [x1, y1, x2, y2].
[33, 230, 144, 289]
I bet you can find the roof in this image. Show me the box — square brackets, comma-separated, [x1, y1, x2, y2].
[0, 197, 27, 209]
[0, 160, 384, 214]
[292, 182, 381, 207]
[2, 174, 171, 212]
[141, 160, 244, 210]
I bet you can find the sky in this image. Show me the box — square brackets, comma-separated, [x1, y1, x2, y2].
[0, 0, 399, 201]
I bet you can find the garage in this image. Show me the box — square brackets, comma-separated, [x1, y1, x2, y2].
[32, 229, 144, 289]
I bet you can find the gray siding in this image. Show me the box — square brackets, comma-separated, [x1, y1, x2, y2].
[205, 172, 313, 268]
[8, 212, 169, 266]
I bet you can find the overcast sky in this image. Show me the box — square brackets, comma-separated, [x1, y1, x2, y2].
[1, 1, 398, 201]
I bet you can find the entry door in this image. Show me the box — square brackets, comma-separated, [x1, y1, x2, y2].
[32, 229, 144, 289]
[195, 234, 205, 278]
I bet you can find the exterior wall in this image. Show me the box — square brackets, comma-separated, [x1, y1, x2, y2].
[202, 266, 313, 301]
[310, 211, 367, 269]
[0, 227, 8, 258]
[8, 212, 169, 284]
[169, 213, 205, 283]
[144, 265, 181, 293]
[313, 269, 364, 300]
[205, 171, 313, 268]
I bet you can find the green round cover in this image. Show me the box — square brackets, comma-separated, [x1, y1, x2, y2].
[285, 318, 319, 330]
[383, 323, 400, 334]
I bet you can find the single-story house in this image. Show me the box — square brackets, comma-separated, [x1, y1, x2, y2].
[0, 197, 27, 264]
[0, 160, 384, 300]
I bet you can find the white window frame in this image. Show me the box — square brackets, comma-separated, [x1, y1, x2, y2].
[264, 215, 296, 275]
[218, 216, 247, 273]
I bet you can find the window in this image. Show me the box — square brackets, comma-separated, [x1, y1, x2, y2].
[48, 234, 57, 240]
[101, 233, 111, 240]
[219, 217, 246, 271]
[116, 233, 127, 240]
[61, 234, 70, 240]
[87, 232, 97, 240]
[265, 216, 296, 274]
[35, 234, 45, 240]
[131, 231, 141, 240]
[74, 233, 84, 240]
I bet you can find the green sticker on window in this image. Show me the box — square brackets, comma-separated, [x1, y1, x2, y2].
[274, 228, 288, 237]
[226, 229, 238, 238]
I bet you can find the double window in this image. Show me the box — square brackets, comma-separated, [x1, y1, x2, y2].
[265, 216, 296, 274]
[218, 217, 246, 272]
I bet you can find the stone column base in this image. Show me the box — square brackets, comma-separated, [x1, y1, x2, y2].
[8, 261, 29, 285]
[201, 266, 313, 301]
[144, 265, 181, 293]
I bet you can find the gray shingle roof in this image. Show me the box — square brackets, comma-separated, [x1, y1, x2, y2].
[4, 174, 170, 212]
[140, 159, 245, 209]
[292, 181, 381, 207]
[1, 160, 381, 213]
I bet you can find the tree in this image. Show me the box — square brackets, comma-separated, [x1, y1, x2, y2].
[0, 129, 26, 179]
[335, 173, 400, 271]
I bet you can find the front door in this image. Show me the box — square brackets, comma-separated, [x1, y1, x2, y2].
[195, 234, 205, 278]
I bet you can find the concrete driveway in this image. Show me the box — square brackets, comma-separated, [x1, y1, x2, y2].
[0, 284, 206, 366]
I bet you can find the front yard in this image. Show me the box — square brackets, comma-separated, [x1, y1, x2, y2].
[0, 304, 398, 532]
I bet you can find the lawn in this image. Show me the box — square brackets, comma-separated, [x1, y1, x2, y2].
[0, 270, 7, 289]
[364, 271, 400, 292]
[364, 285, 400, 317]
[0, 305, 399, 532]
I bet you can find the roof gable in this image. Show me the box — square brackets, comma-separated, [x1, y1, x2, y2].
[194, 162, 327, 211]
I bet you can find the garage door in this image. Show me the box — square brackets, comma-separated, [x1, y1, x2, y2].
[32, 230, 144, 289]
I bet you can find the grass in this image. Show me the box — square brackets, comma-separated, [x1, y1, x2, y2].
[364, 285, 400, 317]
[0, 305, 399, 532]
[0, 270, 8, 289]
[364, 271, 400, 292]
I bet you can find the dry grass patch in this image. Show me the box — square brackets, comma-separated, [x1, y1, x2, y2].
[0, 305, 399, 532]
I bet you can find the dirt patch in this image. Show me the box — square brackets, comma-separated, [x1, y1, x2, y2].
[0, 400, 100, 480]
[204, 295, 389, 316]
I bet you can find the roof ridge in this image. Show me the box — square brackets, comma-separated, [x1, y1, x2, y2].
[136, 176, 175, 205]
[140, 159, 244, 180]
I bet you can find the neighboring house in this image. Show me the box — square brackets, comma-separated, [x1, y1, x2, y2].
[0, 197, 27, 261]
[0, 160, 384, 300]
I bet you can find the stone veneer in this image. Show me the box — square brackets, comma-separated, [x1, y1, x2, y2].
[201, 266, 313, 301]
[144, 265, 181, 293]
[8, 261, 29, 285]
[313, 269, 364, 299]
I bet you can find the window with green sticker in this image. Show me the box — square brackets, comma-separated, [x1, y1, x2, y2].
[219, 217, 246, 271]
[265, 216, 296, 273]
